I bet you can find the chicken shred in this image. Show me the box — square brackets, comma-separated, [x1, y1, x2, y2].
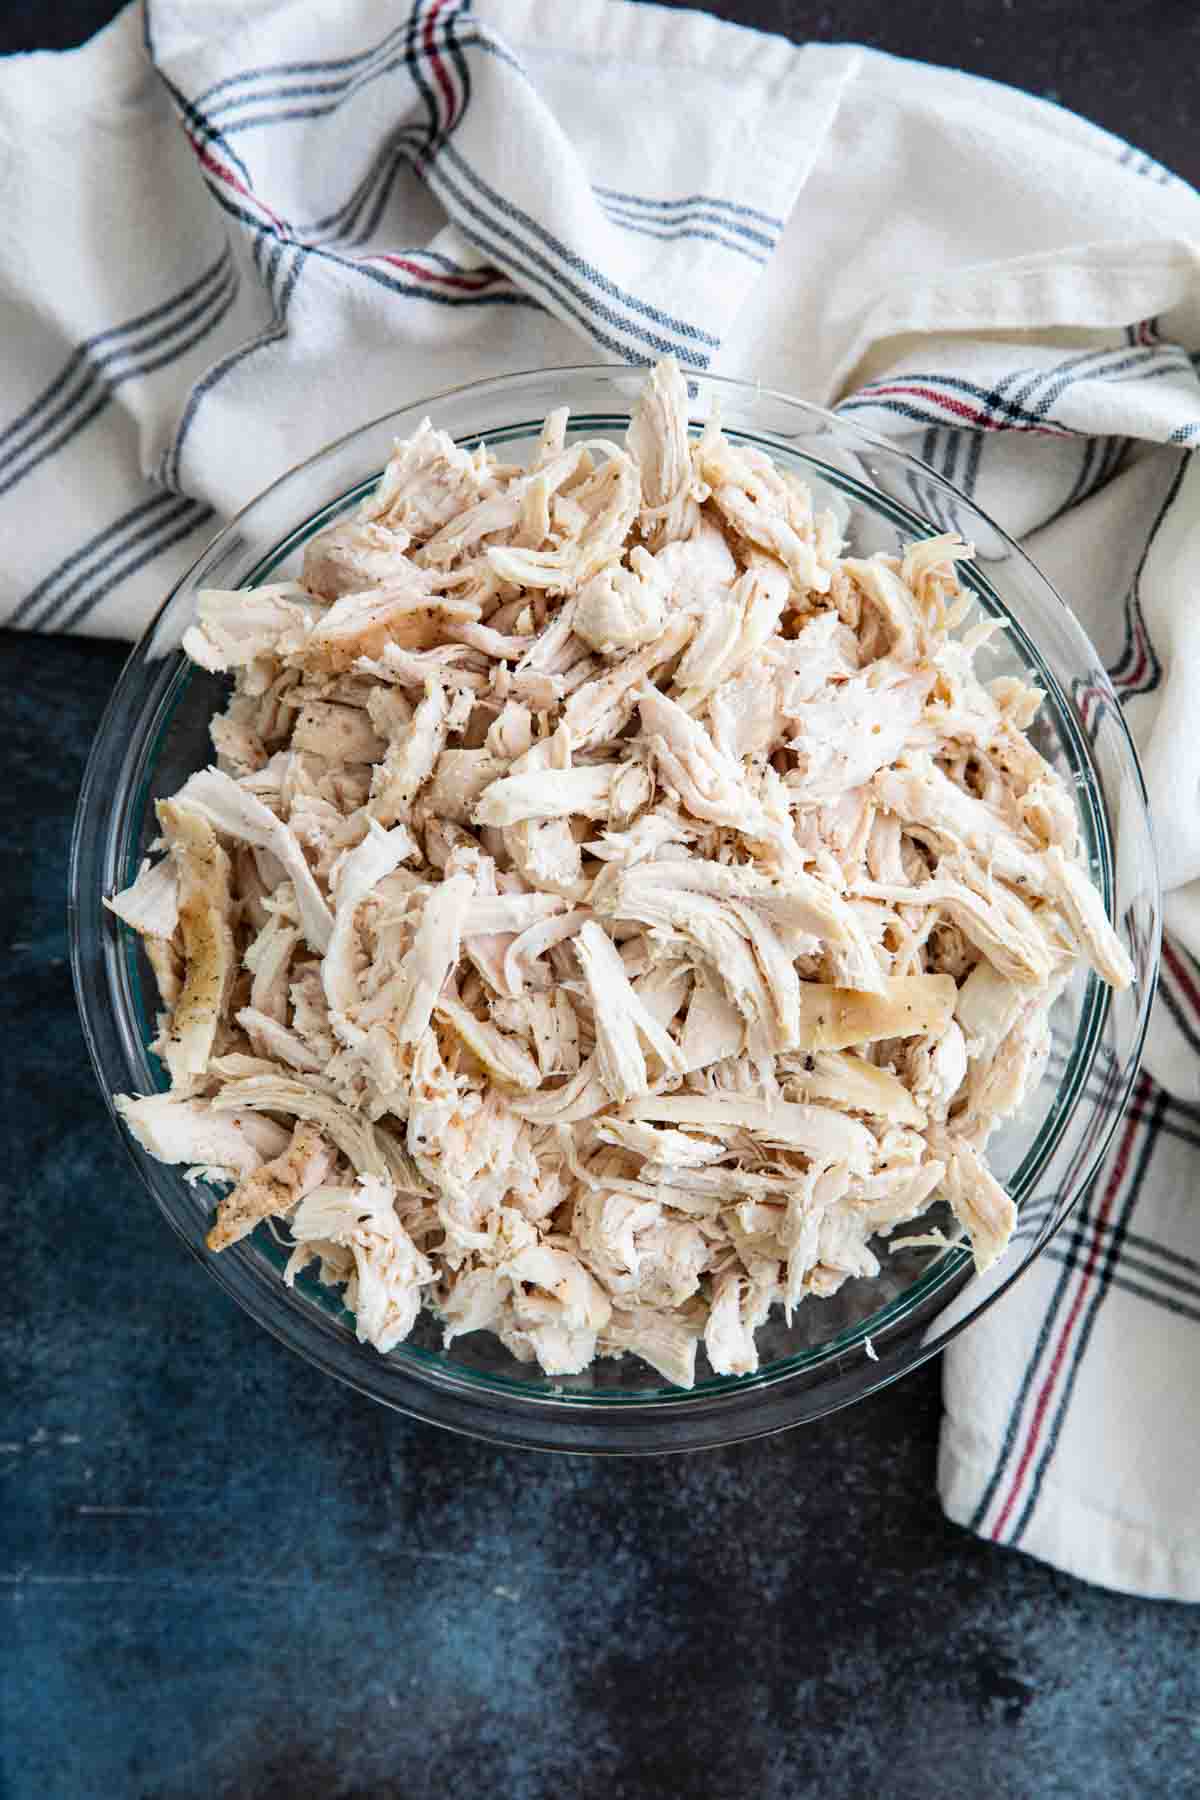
[207, 1119, 336, 1250]
[109, 359, 1133, 1386]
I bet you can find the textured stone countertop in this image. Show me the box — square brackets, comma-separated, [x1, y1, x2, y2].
[3, 5, 1200, 1797]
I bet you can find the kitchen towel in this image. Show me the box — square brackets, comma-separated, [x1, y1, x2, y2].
[5, 0, 1200, 1597]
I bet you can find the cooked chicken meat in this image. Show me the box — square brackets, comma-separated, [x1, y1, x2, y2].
[109, 360, 1133, 1387]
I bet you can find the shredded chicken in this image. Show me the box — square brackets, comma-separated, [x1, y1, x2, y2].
[207, 1120, 336, 1250]
[109, 360, 1133, 1386]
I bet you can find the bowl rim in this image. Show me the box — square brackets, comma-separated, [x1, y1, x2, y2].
[69, 361, 1161, 1452]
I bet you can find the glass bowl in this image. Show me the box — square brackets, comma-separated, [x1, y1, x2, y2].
[69, 365, 1159, 1453]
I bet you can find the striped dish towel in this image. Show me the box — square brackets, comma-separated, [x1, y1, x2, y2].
[9, 0, 1200, 1596]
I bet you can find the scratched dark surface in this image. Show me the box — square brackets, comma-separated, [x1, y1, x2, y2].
[5, 5, 1200, 1799]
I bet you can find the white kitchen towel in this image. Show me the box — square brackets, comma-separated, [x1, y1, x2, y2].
[6, 0, 1200, 1596]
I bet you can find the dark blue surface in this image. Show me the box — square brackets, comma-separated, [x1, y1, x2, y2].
[6, 4, 1200, 1796]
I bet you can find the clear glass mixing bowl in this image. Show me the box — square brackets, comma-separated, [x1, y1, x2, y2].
[69, 366, 1159, 1452]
